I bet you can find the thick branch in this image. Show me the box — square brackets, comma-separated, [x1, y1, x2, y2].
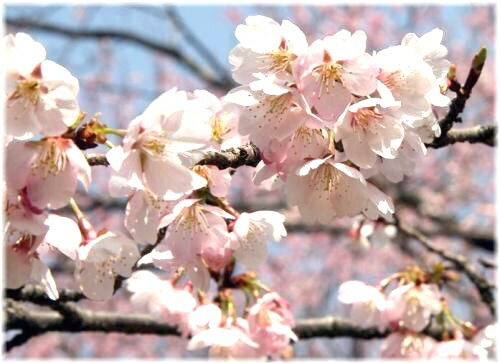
[5, 18, 232, 91]
[395, 218, 496, 316]
[86, 123, 495, 169]
[4, 304, 383, 352]
[427, 124, 496, 148]
[5, 285, 85, 305]
[5, 300, 454, 353]
[196, 143, 261, 170]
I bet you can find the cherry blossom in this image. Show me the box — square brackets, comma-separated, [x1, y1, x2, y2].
[231, 211, 287, 269]
[107, 88, 210, 200]
[472, 324, 497, 359]
[75, 231, 140, 300]
[4, 32, 80, 140]
[148, 199, 234, 290]
[187, 317, 261, 359]
[380, 332, 437, 358]
[286, 156, 394, 223]
[338, 280, 389, 331]
[335, 98, 404, 169]
[124, 188, 174, 245]
[297, 30, 378, 125]
[125, 270, 197, 336]
[5, 194, 80, 299]
[6, 137, 91, 210]
[432, 337, 489, 360]
[229, 15, 308, 84]
[386, 282, 443, 332]
[246, 292, 297, 358]
[188, 303, 223, 336]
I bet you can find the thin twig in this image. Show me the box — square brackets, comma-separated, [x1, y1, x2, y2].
[5, 17, 232, 91]
[394, 217, 496, 316]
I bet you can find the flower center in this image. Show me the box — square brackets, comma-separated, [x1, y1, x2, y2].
[268, 93, 292, 114]
[312, 164, 340, 192]
[11, 79, 41, 106]
[264, 50, 294, 74]
[400, 333, 425, 356]
[140, 132, 168, 157]
[176, 205, 209, 235]
[351, 108, 383, 132]
[379, 71, 402, 91]
[211, 116, 230, 144]
[314, 61, 343, 97]
[31, 139, 68, 177]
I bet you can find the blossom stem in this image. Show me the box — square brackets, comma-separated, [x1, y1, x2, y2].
[68, 197, 85, 220]
[102, 128, 127, 137]
[69, 198, 97, 242]
[69, 111, 86, 130]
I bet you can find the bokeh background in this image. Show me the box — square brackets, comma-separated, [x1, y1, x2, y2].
[4, 4, 496, 359]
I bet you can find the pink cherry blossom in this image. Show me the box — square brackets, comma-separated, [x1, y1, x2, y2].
[380, 332, 437, 358]
[76, 231, 140, 300]
[191, 89, 244, 150]
[247, 292, 297, 358]
[6, 137, 91, 209]
[150, 199, 234, 290]
[107, 88, 210, 200]
[472, 324, 496, 359]
[187, 317, 261, 359]
[297, 30, 379, 125]
[338, 280, 389, 331]
[124, 188, 175, 245]
[188, 303, 223, 336]
[375, 38, 449, 124]
[5, 195, 80, 299]
[125, 270, 197, 336]
[4, 33, 80, 139]
[232, 211, 287, 269]
[286, 156, 394, 223]
[335, 98, 404, 169]
[225, 86, 310, 159]
[386, 282, 443, 332]
[229, 15, 308, 85]
[192, 165, 232, 198]
[432, 338, 489, 360]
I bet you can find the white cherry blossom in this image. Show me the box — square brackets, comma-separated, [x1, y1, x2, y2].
[4, 33, 80, 139]
[6, 137, 91, 209]
[338, 280, 390, 331]
[386, 283, 443, 332]
[229, 15, 308, 85]
[76, 231, 140, 300]
[107, 88, 210, 200]
[232, 211, 287, 269]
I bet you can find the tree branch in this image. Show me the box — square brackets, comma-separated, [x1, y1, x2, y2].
[5, 285, 85, 304]
[433, 48, 487, 140]
[5, 299, 455, 353]
[5, 17, 233, 91]
[426, 124, 496, 148]
[394, 217, 496, 316]
[164, 6, 234, 87]
[86, 123, 495, 169]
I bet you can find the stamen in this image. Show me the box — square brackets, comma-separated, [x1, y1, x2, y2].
[31, 140, 68, 178]
[351, 108, 383, 132]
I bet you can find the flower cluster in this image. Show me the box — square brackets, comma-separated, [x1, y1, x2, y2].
[338, 266, 495, 359]
[226, 16, 450, 224]
[126, 271, 296, 359]
[4, 32, 286, 300]
[3, 15, 494, 361]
